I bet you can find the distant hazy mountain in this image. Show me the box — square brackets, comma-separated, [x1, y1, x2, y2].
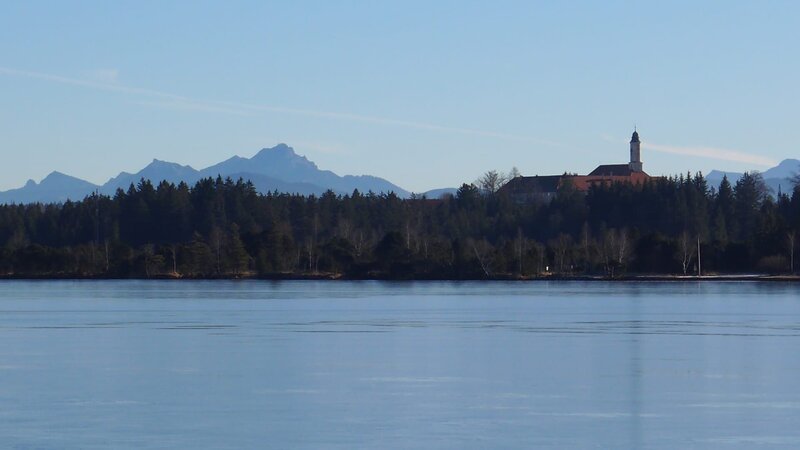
[706, 158, 799, 196]
[200, 144, 409, 196]
[421, 187, 458, 199]
[0, 144, 410, 204]
[101, 159, 202, 194]
[763, 158, 800, 179]
[225, 172, 335, 197]
[705, 170, 740, 184]
[0, 172, 99, 204]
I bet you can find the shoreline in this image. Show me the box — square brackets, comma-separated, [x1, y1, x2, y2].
[0, 274, 798, 282]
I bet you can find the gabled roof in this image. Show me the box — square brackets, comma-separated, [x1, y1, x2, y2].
[588, 164, 636, 177]
[502, 175, 563, 193]
[501, 164, 653, 197]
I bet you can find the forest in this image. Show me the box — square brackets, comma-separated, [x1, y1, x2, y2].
[0, 171, 798, 279]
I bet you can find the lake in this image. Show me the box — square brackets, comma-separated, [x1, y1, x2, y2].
[0, 280, 798, 449]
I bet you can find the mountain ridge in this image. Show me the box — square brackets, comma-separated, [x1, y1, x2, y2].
[705, 158, 799, 195]
[0, 144, 410, 204]
[0, 171, 100, 204]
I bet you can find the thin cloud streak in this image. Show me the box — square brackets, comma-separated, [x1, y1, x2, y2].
[644, 142, 777, 167]
[0, 67, 186, 101]
[216, 100, 566, 146]
[133, 100, 250, 116]
[84, 68, 120, 84]
[0, 66, 562, 147]
[600, 134, 775, 167]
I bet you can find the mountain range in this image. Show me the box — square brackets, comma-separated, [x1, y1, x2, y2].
[2, 148, 797, 205]
[706, 158, 800, 195]
[0, 144, 421, 204]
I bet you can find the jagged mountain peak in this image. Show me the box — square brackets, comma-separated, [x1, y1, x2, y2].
[0, 171, 99, 205]
[41, 171, 96, 186]
[99, 158, 201, 194]
[706, 159, 799, 197]
[145, 159, 195, 170]
[42, 170, 68, 180]
[259, 142, 294, 153]
[1, 143, 410, 204]
[252, 144, 317, 167]
[255, 143, 292, 154]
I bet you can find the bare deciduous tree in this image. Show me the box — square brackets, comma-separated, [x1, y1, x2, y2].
[531, 241, 546, 274]
[580, 222, 593, 272]
[353, 230, 366, 258]
[550, 233, 572, 273]
[104, 240, 110, 273]
[601, 228, 629, 277]
[476, 167, 520, 193]
[209, 226, 223, 274]
[169, 244, 178, 275]
[469, 238, 494, 277]
[336, 217, 353, 241]
[142, 244, 164, 278]
[514, 228, 526, 275]
[678, 231, 694, 275]
[616, 228, 629, 267]
[477, 170, 504, 193]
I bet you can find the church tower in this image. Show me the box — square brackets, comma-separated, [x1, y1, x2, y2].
[629, 129, 642, 172]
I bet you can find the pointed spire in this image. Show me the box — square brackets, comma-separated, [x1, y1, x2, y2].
[630, 128, 640, 143]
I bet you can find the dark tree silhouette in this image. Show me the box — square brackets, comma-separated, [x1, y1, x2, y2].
[0, 174, 798, 278]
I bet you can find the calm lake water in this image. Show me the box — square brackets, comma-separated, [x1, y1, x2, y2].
[0, 280, 799, 449]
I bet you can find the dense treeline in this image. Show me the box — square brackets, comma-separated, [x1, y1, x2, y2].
[0, 173, 798, 278]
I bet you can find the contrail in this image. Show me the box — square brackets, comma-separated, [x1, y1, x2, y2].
[0, 66, 563, 147]
[600, 133, 775, 167]
[0, 67, 187, 101]
[644, 142, 776, 167]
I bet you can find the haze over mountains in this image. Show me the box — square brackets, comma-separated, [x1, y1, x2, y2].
[0, 172, 100, 205]
[0, 144, 416, 204]
[706, 158, 800, 195]
[1, 146, 797, 205]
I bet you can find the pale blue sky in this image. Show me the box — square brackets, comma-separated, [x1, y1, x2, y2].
[1, 1, 797, 192]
